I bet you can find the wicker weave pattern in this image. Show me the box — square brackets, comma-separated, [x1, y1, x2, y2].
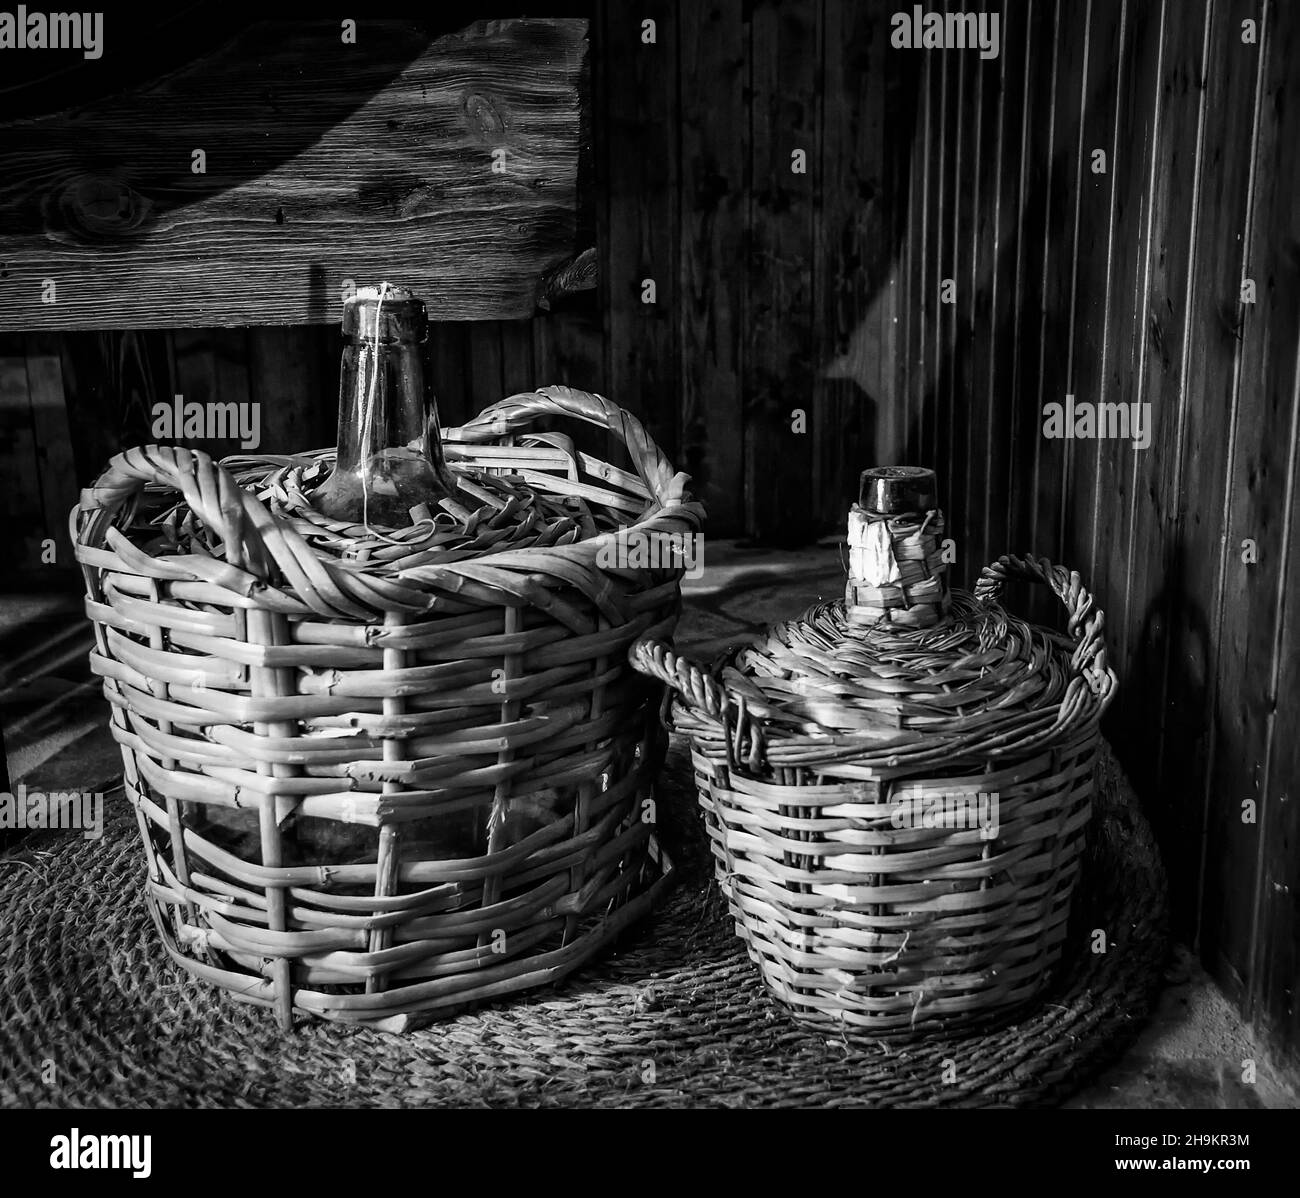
[74, 386, 703, 1031]
[632, 554, 1117, 1037]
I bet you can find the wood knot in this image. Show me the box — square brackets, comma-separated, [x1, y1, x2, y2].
[47, 174, 152, 241]
[463, 92, 506, 138]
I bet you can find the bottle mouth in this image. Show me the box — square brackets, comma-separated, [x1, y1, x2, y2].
[351, 283, 417, 303]
[343, 283, 427, 342]
[859, 465, 937, 515]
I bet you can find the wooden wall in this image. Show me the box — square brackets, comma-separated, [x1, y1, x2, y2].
[894, 0, 1300, 1064]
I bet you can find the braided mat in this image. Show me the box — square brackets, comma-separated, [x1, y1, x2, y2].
[0, 737, 1166, 1108]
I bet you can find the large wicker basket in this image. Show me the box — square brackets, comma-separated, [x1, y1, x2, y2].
[632, 553, 1116, 1038]
[73, 386, 703, 1031]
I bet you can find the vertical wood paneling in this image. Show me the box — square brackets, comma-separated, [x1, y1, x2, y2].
[1206, 0, 1299, 1009]
[896, 0, 1300, 1061]
[1101, 0, 1162, 685]
[678, 0, 746, 532]
[904, 50, 935, 466]
[24, 333, 78, 572]
[599, 0, 679, 460]
[247, 325, 331, 453]
[0, 340, 44, 571]
[1159, 0, 1264, 953]
[929, 0, 957, 493]
[1251, 0, 1300, 1058]
[429, 324, 472, 431]
[959, 6, 1005, 581]
[746, 0, 819, 544]
[467, 322, 506, 416]
[1061, 0, 1123, 590]
[814, 0, 887, 529]
[499, 322, 535, 398]
[1008, 0, 1055, 572]
[1108, 0, 1208, 807]
[947, 29, 975, 579]
[1031, 0, 1088, 603]
[980, 0, 1021, 565]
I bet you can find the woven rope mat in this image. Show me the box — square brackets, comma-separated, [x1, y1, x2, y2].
[0, 737, 1167, 1109]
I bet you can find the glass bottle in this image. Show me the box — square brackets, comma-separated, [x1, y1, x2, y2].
[312, 283, 457, 527]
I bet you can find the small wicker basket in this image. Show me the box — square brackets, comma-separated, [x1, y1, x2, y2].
[632, 470, 1116, 1039]
[73, 386, 703, 1031]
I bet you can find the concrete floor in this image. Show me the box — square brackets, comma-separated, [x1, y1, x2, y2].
[2, 538, 1297, 1107]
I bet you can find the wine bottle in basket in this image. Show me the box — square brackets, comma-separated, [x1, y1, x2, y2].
[312, 283, 458, 527]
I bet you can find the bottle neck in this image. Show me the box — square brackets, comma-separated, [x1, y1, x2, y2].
[333, 337, 447, 478]
[845, 467, 951, 629]
[313, 288, 456, 527]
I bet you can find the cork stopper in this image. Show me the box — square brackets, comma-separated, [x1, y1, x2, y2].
[343, 283, 427, 342]
[859, 466, 937, 516]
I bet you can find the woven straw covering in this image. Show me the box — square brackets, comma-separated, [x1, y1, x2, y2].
[0, 737, 1165, 1108]
[71, 387, 703, 1031]
[633, 554, 1117, 1038]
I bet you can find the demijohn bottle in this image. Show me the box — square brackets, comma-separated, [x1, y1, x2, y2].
[312, 283, 458, 527]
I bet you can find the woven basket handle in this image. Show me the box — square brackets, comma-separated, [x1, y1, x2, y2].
[973, 553, 1115, 688]
[628, 638, 729, 720]
[78, 444, 278, 581]
[458, 385, 684, 507]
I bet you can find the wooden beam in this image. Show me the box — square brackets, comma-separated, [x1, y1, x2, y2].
[0, 18, 588, 331]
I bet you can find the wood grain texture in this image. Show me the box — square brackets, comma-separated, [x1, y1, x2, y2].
[0, 19, 587, 331]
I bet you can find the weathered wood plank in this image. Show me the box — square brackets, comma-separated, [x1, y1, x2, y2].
[0, 19, 587, 331]
[678, 0, 746, 535]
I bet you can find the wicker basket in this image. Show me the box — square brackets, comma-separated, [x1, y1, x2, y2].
[73, 386, 703, 1031]
[632, 551, 1117, 1038]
